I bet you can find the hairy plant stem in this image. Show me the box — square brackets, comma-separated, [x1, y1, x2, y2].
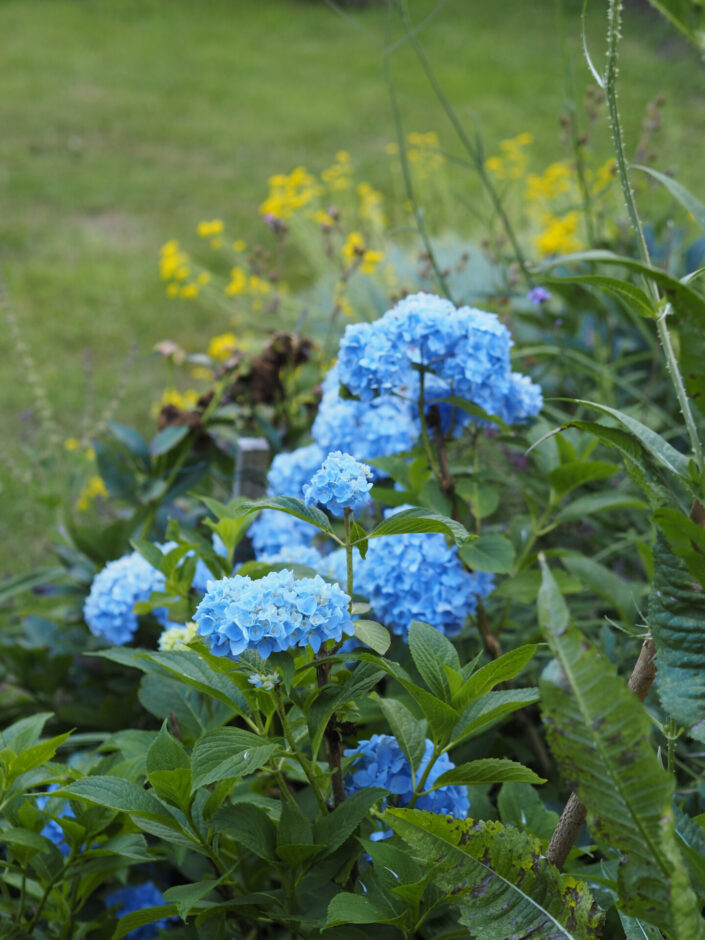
[545, 636, 657, 869]
[276, 686, 329, 814]
[605, 0, 703, 472]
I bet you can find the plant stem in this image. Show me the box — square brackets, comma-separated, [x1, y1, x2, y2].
[666, 717, 678, 775]
[344, 508, 354, 608]
[417, 367, 441, 479]
[605, 0, 703, 472]
[407, 743, 441, 808]
[276, 686, 328, 814]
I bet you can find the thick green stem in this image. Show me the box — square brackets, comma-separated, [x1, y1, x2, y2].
[605, 0, 703, 472]
[344, 508, 354, 608]
[276, 687, 328, 814]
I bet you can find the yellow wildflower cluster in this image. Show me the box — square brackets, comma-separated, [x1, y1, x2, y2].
[357, 182, 386, 226]
[208, 332, 238, 361]
[160, 387, 200, 410]
[313, 208, 337, 227]
[333, 283, 354, 319]
[485, 132, 533, 181]
[321, 151, 353, 192]
[64, 438, 95, 461]
[76, 475, 108, 513]
[342, 232, 383, 274]
[535, 211, 583, 256]
[526, 162, 572, 201]
[197, 219, 224, 238]
[259, 166, 321, 219]
[159, 240, 190, 282]
[232, 238, 247, 252]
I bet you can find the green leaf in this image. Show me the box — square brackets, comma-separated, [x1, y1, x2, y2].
[353, 620, 390, 655]
[313, 787, 388, 855]
[5, 731, 71, 782]
[112, 904, 179, 939]
[455, 479, 500, 520]
[548, 459, 619, 499]
[437, 396, 511, 431]
[633, 164, 705, 231]
[458, 533, 515, 574]
[377, 698, 426, 777]
[636, 3, 705, 52]
[431, 758, 545, 789]
[191, 728, 280, 790]
[497, 782, 559, 843]
[539, 560, 704, 934]
[540, 274, 655, 318]
[654, 507, 705, 588]
[408, 620, 459, 700]
[451, 689, 539, 745]
[367, 507, 471, 547]
[148, 424, 189, 456]
[56, 777, 173, 821]
[452, 645, 538, 712]
[648, 534, 705, 742]
[106, 421, 151, 469]
[146, 723, 191, 809]
[350, 520, 368, 560]
[0, 567, 64, 604]
[225, 495, 334, 534]
[553, 490, 647, 525]
[307, 663, 385, 759]
[212, 804, 277, 861]
[326, 892, 404, 928]
[384, 810, 604, 938]
[561, 554, 645, 624]
[0, 712, 53, 751]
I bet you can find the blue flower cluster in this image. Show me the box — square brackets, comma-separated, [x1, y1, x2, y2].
[303, 451, 373, 517]
[105, 881, 174, 939]
[258, 544, 327, 571]
[84, 551, 172, 645]
[248, 509, 314, 558]
[267, 443, 325, 498]
[345, 734, 469, 819]
[356, 518, 494, 638]
[337, 292, 542, 430]
[312, 365, 420, 475]
[194, 569, 354, 659]
[37, 791, 75, 857]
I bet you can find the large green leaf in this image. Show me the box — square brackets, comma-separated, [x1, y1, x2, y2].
[384, 810, 604, 938]
[215, 495, 334, 535]
[648, 535, 705, 742]
[191, 728, 280, 790]
[538, 558, 704, 934]
[367, 507, 471, 547]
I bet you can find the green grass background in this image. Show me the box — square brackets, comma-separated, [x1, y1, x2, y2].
[1, 0, 704, 574]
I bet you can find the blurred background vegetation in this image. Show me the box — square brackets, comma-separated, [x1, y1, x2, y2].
[1, 0, 704, 574]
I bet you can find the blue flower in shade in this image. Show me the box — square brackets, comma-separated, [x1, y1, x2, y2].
[194, 569, 354, 660]
[336, 292, 542, 431]
[345, 735, 469, 821]
[267, 443, 326, 498]
[355, 510, 494, 638]
[248, 509, 314, 558]
[192, 532, 230, 594]
[105, 881, 175, 939]
[500, 372, 544, 425]
[312, 365, 419, 477]
[303, 451, 373, 517]
[84, 551, 172, 645]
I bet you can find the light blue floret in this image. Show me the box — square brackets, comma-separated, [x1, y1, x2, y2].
[345, 734, 469, 820]
[267, 443, 326, 498]
[303, 451, 373, 517]
[312, 365, 420, 476]
[248, 509, 314, 558]
[83, 550, 172, 645]
[355, 509, 494, 639]
[194, 569, 354, 660]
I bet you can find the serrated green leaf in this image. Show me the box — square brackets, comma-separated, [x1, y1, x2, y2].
[353, 620, 390, 655]
[431, 758, 545, 789]
[451, 689, 539, 745]
[377, 698, 426, 777]
[191, 728, 279, 790]
[368, 507, 471, 546]
[313, 787, 388, 855]
[452, 645, 538, 712]
[408, 620, 459, 700]
[212, 804, 277, 861]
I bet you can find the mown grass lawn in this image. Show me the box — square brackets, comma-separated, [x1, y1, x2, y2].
[1, 0, 704, 574]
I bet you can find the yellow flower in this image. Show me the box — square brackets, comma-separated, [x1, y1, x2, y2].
[592, 158, 616, 194]
[64, 437, 80, 451]
[336, 150, 350, 163]
[160, 387, 200, 409]
[225, 266, 247, 296]
[385, 142, 399, 155]
[342, 231, 365, 263]
[197, 219, 224, 238]
[232, 239, 247, 252]
[191, 366, 214, 381]
[180, 284, 199, 299]
[485, 155, 505, 178]
[76, 475, 108, 512]
[360, 249, 383, 274]
[166, 283, 180, 297]
[535, 211, 583, 255]
[197, 272, 211, 286]
[526, 162, 572, 201]
[248, 274, 270, 295]
[208, 332, 238, 361]
[84, 446, 95, 461]
[259, 166, 320, 219]
[313, 208, 335, 226]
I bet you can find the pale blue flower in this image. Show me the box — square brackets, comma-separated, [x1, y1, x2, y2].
[303, 451, 373, 517]
[248, 509, 313, 558]
[194, 569, 354, 660]
[267, 443, 326, 498]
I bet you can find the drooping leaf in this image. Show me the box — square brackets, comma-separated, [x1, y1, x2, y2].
[538, 557, 704, 934]
[648, 534, 705, 742]
[430, 758, 545, 789]
[633, 165, 705, 232]
[367, 507, 471, 547]
[384, 810, 604, 939]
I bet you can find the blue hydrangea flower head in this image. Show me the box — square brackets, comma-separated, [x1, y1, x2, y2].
[37, 791, 75, 857]
[345, 734, 469, 821]
[336, 292, 541, 431]
[303, 451, 373, 517]
[194, 569, 354, 659]
[267, 443, 326, 497]
[248, 509, 313, 558]
[501, 372, 543, 425]
[312, 365, 419, 476]
[355, 508, 494, 638]
[84, 551, 171, 645]
[257, 544, 326, 570]
[105, 881, 174, 939]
